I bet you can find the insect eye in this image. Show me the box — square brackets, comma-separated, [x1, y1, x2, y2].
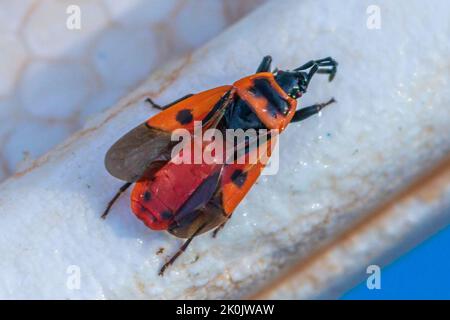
[290, 87, 300, 99]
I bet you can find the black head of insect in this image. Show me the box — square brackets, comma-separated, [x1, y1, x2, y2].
[274, 70, 306, 99]
[275, 57, 338, 99]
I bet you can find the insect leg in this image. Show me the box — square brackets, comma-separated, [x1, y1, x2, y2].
[294, 60, 315, 71]
[291, 98, 336, 123]
[295, 57, 335, 71]
[295, 57, 338, 82]
[305, 64, 319, 87]
[256, 55, 272, 73]
[145, 94, 194, 110]
[212, 213, 233, 238]
[159, 223, 207, 276]
[101, 182, 132, 219]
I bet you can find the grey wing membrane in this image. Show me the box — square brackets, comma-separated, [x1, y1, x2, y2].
[104, 123, 174, 182]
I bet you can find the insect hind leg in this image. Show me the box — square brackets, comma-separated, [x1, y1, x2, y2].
[159, 222, 207, 276]
[212, 213, 233, 238]
[101, 182, 132, 219]
[145, 94, 193, 110]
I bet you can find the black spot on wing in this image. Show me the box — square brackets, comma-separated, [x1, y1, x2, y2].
[161, 210, 174, 220]
[143, 191, 151, 201]
[176, 109, 194, 125]
[231, 169, 247, 188]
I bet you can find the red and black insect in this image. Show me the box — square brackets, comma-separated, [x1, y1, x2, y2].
[102, 56, 338, 275]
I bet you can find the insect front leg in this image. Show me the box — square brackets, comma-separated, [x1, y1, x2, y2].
[295, 57, 338, 82]
[256, 55, 272, 73]
[101, 182, 132, 219]
[291, 98, 336, 123]
[145, 94, 194, 110]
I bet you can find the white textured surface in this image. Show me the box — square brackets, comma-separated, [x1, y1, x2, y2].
[0, 0, 449, 299]
[255, 158, 450, 299]
[0, 0, 264, 181]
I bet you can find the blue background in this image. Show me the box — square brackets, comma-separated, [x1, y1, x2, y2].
[341, 222, 450, 300]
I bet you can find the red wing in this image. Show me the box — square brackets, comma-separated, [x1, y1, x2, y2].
[104, 86, 232, 182]
[129, 134, 276, 236]
[147, 85, 232, 132]
[221, 137, 275, 215]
